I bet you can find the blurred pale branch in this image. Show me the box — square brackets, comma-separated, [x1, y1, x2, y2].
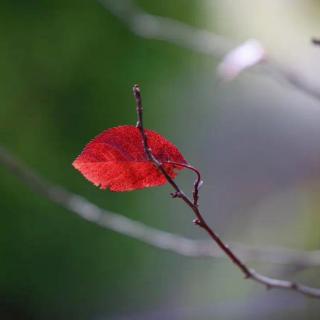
[99, 0, 233, 55]
[1, 145, 320, 268]
[100, 0, 320, 102]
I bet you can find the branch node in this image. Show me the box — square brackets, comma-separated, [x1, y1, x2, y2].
[192, 218, 202, 226]
[171, 191, 182, 198]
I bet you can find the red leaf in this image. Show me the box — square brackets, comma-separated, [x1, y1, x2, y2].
[72, 125, 187, 191]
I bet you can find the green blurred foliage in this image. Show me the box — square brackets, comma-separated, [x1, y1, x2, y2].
[0, 1, 212, 319]
[1, 1, 320, 319]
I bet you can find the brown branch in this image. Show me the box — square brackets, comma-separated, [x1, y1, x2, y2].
[100, 0, 320, 103]
[133, 84, 320, 299]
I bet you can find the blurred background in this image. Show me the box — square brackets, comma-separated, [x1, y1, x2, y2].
[0, 0, 320, 319]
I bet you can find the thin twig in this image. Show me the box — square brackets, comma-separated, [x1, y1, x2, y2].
[1, 145, 320, 267]
[133, 84, 320, 299]
[100, 0, 320, 103]
[165, 161, 202, 207]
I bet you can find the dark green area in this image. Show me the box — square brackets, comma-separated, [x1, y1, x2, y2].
[0, 1, 209, 319]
